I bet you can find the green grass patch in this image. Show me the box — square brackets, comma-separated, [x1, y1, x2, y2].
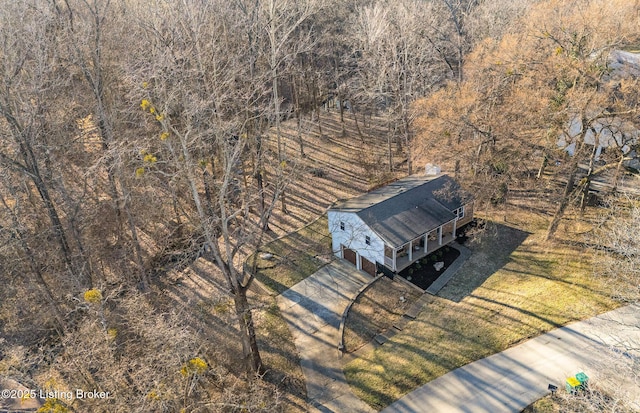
[248, 215, 332, 294]
[344, 211, 620, 410]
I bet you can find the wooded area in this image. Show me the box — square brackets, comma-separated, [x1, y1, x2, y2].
[0, 0, 638, 411]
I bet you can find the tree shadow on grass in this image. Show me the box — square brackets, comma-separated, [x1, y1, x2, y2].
[438, 222, 531, 303]
[147, 257, 310, 411]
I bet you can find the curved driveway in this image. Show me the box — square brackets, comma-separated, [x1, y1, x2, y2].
[382, 304, 640, 412]
[277, 259, 375, 413]
[277, 257, 640, 413]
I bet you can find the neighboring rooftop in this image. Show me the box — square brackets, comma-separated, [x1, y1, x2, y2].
[330, 174, 473, 247]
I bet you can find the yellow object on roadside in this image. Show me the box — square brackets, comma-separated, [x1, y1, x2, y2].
[565, 376, 581, 393]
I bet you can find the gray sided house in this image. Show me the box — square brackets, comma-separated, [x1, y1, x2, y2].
[328, 174, 473, 276]
[558, 50, 640, 161]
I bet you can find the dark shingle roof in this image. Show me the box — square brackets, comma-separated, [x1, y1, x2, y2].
[330, 174, 472, 247]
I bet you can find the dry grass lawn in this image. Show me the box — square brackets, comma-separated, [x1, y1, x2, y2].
[523, 390, 637, 413]
[344, 204, 621, 410]
[343, 277, 422, 353]
[249, 216, 332, 294]
[261, 112, 406, 238]
[152, 257, 309, 412]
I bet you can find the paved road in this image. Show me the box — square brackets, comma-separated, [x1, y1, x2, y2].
[382, 304, 640, 413]
[277, 260, 375, 413]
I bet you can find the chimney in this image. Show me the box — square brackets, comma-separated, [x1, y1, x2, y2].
[425, 164, 441, 176]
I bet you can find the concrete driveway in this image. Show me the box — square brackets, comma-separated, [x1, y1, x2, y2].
[382, 304, 640, 413]
[277, 259, 375, 413]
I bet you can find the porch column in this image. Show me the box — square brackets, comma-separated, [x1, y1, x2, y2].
[356, 252, 361, 270]
[438, 226, 443, 245]
[424, 233, 428, 253]
[392, 248, 397, 271]
[452, 219, 457, 239]
[408, 241, 413, 262]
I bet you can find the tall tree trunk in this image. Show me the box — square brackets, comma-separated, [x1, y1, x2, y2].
[32, 172, 87, 289]
[96, 104, 146, 288]
[97, 111, 123, 225]
[537, 154, 548, 179]
[546, 166, 578, 240]
[580, 137, 599, 212]
[296, 112, 305, 157]
[65, 0, 146, 287]
[474, 141, 482, 176]
[546, 107, 596, 239]
[17, 125, 81, 286]
[353, 110, 363, 139]
[612, 154, 626, 192]
[121, 184, 148, 288]
[454, 132, 462, 179]
[90, 71, 147, 285]
[170, 126, 264, 375]
[317, 109, 323, 136]
[396, 128, 403, 154]
[309, 80, 321, 133]
[271, 67, 287, 213]
[272, 70, 282, 161]
[387, 119, 394, 173]
[442, 0, 465, 83]
[1, 85, 87, 290]
[292, 75, 305, 157]
[42, 147, 96, 286]
[403, 109, 412, 175]
[234, 288, 263, 374]
[339, 95, 346, 137]
[548, 142, 582, 240]
[254, 135, 269, 231]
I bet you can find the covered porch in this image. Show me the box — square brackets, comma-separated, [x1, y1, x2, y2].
[383, 220, 457, 272]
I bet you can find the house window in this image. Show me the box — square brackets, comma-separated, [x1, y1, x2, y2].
[455, 206, 465, 219]
[365, 236, 371, 245]
[340, 221, 345, 231]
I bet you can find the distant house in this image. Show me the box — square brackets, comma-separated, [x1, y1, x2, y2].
[558, 113, 638, 160]
[328, 172, 473, 276]
[558, 50, 640, 160]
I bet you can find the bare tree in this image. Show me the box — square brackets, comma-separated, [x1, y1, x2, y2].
[0, 177, 66, 331]
[263, 0, 321, 213]
[591, 196, 640, 303]
[436, 0, 481, 83]
[0, 1, 91, 292]
[465, 0, 533, 45]
[58, 0, 149, 287]
[413, 0, 639, 216]
[130, 0, 290, 374]
[349, 0, 449, 174]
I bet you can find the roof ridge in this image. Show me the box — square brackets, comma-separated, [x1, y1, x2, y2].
[330, 173, 448, 212]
